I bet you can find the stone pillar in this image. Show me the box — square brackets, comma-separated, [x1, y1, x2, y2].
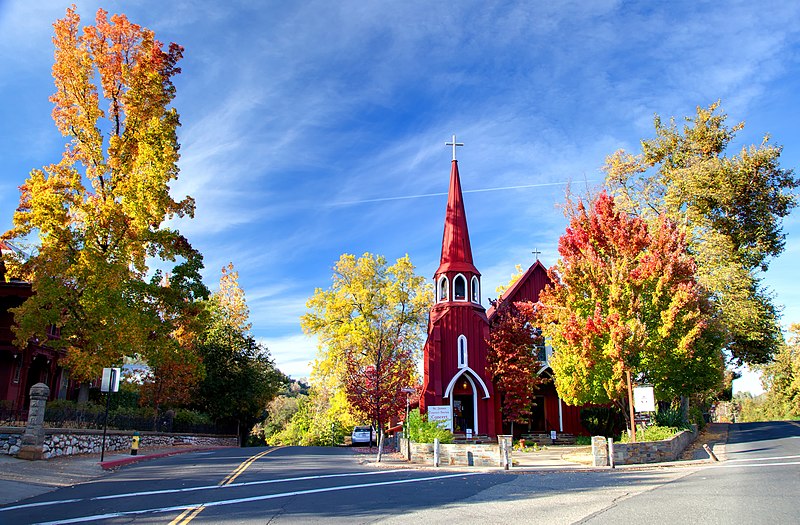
[591, 435, 608, 467]
[498, 434, 513, 469]
[17, 383, 50, 460]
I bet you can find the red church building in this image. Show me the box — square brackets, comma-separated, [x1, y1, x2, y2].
[420, 140, 587, 440]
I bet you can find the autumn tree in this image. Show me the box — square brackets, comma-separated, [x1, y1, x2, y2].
[486, 298, 543, 435]
[758, 323, 800, 419]
[604, 102, 798, 365]
[301, 253, 431, 448]
[196, 264, 287, 442]
[538, 192, 724, 423]
[1, 7, 206, 388]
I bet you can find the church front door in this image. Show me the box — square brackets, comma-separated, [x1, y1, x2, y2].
[453, 394, 475, 434]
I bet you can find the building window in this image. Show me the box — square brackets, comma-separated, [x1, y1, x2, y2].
[471, 276, 480, 303]
[437, 276, 449, 302]
[457, 335, 467, 368]
[12, 359, 21, 383]
[453, 274, 467, 301]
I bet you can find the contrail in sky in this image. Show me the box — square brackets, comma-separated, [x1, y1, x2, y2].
[329, 180, 589, 206]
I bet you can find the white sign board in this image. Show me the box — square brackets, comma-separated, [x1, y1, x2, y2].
[633, 385, 655, 412]
[101, 367, 121, 393]
[427, 405, 452, 430]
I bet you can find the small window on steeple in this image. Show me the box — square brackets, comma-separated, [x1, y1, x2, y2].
[454, 274, 467, 301]
[458, 335, 467, 368]
[437, 275, 449, 302]
[471, 276, 480, 303]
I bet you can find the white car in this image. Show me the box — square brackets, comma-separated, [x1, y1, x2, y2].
[351, 426, 375, 446]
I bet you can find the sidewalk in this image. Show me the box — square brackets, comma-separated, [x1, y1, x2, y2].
[357, 423, 730, 472]
[0, 445, 229, 506]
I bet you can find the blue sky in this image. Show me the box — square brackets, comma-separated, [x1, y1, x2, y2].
[1, 1, 798, 394]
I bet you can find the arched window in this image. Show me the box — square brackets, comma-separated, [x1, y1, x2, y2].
[437, 275, 449, 302]
[453, 274, 467, 301]
[457, 335, 467, 368]
[471, 276, 480, 303]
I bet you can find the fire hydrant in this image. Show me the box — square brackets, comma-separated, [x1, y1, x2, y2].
[131, 431, 140, 456]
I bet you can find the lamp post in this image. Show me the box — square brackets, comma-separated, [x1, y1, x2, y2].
[401, 387, 415, 461]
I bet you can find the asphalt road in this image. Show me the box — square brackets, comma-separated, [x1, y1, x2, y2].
[0, 421, 797, 524]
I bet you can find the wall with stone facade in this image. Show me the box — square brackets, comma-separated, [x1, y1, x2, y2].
[0, 427, 236, 459]
[610, 425, 698, 465]
[400, 437, 505, 467]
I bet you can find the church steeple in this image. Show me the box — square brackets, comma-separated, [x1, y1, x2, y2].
[436, 158, 480, 276]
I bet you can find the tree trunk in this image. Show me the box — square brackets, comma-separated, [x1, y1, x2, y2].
[77, 382, 90, 404]
[376, 430, 384, 463]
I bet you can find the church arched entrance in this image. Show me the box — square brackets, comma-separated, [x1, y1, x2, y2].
[451, 375, 476, 435]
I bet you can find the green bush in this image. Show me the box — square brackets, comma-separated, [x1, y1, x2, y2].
[654, 406, 690, 429]
[579, 407, 625, 437]
[407, 409, 454, 444]
[619, 425, 680, 443]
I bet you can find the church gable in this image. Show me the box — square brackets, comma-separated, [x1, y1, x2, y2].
[486, 260, 551, 322]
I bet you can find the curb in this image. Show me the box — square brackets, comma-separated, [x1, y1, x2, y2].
[100, 446, 233, 470]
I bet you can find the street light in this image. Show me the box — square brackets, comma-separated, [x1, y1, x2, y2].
[401, 387, 415, 461]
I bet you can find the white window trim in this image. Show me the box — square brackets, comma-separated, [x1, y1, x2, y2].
[453, 273, 468, 302]
[437, 275, 449, 302]
[457, 335, 467, 368]
[470, 276, 480, 303]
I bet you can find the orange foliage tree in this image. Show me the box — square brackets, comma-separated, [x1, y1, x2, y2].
[1, 6, 206, 385]
[537, 192, 723, 420]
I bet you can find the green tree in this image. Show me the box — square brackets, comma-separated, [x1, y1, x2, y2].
[1, 7, 206, 384]
[604, 102, 798, 365]
[758, 323, 800, 419]
[301, 253, 431, 442]
[196, 264, 287, 442]
[538, 192, 724, 423]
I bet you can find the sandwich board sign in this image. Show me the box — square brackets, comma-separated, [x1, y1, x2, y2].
[427, 405, 452, 430]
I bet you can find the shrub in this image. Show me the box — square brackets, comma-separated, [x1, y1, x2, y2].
[619, 425, 680, 443]
[654, 406, 690, 429]
[407, 409, 454, 444]
[579, 406, 626, 437]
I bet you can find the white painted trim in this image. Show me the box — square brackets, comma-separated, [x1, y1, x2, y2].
[470, 276, 480, 303]
[443, 367, 490, 399]
[558, 396, 563, 432]
[453, 273, 468, 301]
[436, 275, 449, 302]
[457, 335, 467, 368]
[448, 374, 480, 435]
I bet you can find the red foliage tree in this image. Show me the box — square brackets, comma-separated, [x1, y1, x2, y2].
[487, 299, 543, 433]
[344, 343, 414, 441]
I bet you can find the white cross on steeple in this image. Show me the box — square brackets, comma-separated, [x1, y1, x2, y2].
[445, 134, 464, 161]
[532, 249, 542, 261]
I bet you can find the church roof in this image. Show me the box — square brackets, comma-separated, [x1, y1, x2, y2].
[436, 160, 480, 276]
[486, 259, 550, 320]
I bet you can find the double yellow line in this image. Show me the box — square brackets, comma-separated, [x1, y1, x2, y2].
[169, 447, 283, 525]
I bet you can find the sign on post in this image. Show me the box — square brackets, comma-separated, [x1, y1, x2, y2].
[101, 367, 121, 393]
[633, 385, 655, 413]
[427, 405, 452, 430]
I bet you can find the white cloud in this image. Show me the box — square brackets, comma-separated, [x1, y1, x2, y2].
[258, 333, 317, 380]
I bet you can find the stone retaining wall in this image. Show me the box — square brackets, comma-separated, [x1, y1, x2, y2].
[0, 427, 236, 459]
[400, 437, 504, 467]
[592, 425, 698, 466]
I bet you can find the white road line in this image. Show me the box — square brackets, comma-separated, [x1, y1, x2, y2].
[725, 454, 800, 463]
[708, 461, 800, 469]
[33, 472, 480, 525]
[0, 469, 407, 513]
